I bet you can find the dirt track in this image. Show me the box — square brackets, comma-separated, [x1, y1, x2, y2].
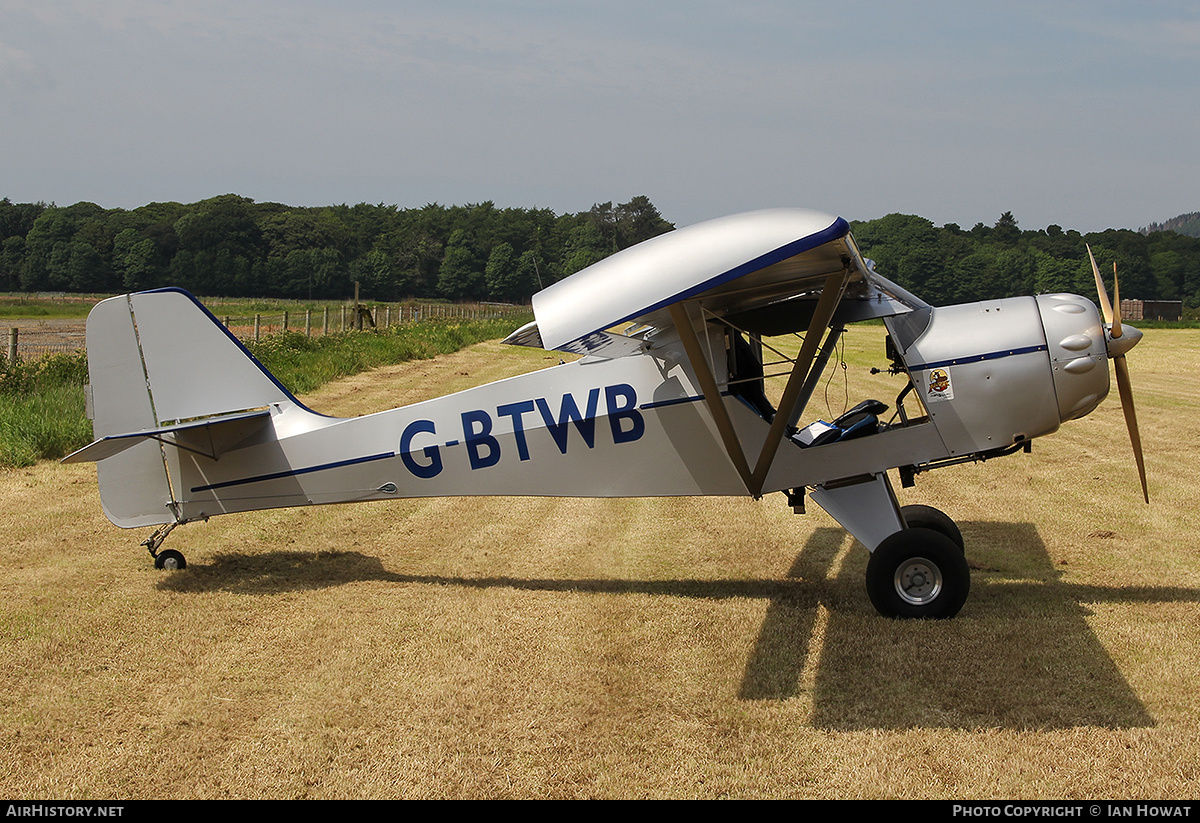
[3, 318, 87, 357]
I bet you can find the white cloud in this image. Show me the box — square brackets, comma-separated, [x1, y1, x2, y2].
[0, 41, 49, 93]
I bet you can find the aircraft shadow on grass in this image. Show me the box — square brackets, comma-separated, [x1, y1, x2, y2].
[160, 521, 1190, 731]
[737, 522, 1169, 730]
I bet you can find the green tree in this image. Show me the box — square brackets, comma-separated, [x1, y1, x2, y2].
[615, 195, 674, 248]
[1, 236, 25, 291]
[484, 242, 518, 301]
[993, 211, 1021, 245]
[64, 238, 110, 292]
[172, 195, 261, 294]
[112, 229, 161, 291]
[560, 221, 609, 277]
[0, 198, 45, 247]
[19, 203, 111, 291]
[436, 230, 485, 300]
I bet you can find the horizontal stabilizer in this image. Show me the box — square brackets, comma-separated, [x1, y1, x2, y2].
[62, 409, 271, 464]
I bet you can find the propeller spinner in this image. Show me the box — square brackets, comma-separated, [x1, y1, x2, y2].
[1087, 244, 1149, 503]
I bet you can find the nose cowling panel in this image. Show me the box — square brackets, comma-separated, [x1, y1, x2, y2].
[1036, 293, 1110, 422]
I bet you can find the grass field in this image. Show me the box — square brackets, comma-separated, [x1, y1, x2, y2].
[0, 326, 1197, 799]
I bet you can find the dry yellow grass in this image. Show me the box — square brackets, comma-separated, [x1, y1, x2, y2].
[0, 327, 1197, 799]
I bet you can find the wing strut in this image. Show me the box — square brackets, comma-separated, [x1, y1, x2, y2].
[669, 302, 754, 492]
[748, 267, 851, 496]
[669, 265, 851, 499]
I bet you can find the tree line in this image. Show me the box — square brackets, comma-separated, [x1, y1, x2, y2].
[2, 195, 1199, 311]
[852, 211, 1200, 312]
[0, 195, 673, 304]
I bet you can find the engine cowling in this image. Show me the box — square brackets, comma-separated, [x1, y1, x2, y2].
[891, 294, 1109, 457]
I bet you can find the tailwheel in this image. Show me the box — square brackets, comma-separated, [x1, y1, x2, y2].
[153, 549, 187, 570]
[142, 523, 186, 570]
[866, 527, 969, 619]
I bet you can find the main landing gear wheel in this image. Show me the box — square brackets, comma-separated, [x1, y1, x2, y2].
[154, 549, 187, 570]
[900, 504, 964, 551]
[866, 527, 969, 619]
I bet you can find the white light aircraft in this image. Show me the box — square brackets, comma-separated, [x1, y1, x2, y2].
[64, 208, 1148, 618]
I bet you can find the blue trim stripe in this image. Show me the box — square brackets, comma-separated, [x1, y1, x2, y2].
[191, 452, 395, 493]
[646, 217, 852, 313]
[909, 344, 1048, 372]
[640, 394, 705, 411]
[639, 389, 751, 411]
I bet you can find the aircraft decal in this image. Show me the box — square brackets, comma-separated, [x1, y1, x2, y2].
[926, 368, 954, 402]
[399, 383, 646, 480]
[191, 384, 650, 491]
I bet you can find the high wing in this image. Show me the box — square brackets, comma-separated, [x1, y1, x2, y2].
[506, 208, 926, 496]
[507, 208, 924, 353]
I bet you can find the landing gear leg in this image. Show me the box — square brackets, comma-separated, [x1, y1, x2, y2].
[805, 474, 971, 617]
[142, 523, 186, 570]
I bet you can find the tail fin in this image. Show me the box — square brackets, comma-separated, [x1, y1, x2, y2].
[66, 289, 299, 527]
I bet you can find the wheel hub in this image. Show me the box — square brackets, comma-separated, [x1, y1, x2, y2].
[894, 557, 942, 605]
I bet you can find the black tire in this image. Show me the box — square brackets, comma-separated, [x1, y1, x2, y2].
[154, 549, 187, 570]
[866, 527, 969, 619]
[901, 504, 964, 551]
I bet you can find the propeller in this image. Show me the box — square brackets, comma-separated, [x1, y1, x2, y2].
[1087, 244, 1149, 503]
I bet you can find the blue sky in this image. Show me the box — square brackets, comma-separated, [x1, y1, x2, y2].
[2, 1, 1197, 233]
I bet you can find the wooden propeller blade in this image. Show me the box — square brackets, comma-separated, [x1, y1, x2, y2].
[1088, 244, 1114, 325]
[1111, 261, 1122, 339]
[1113, 355, 1149, 504]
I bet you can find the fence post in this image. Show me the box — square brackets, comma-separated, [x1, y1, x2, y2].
[254, 314, 261, 342]
[305, 309, 311, 337]
[323, 307, 329, 335]
[7, 328, 16, 363]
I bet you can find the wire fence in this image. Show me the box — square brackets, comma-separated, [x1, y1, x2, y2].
[3, 300, 528, 363]
[216, 301, 525, 343]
